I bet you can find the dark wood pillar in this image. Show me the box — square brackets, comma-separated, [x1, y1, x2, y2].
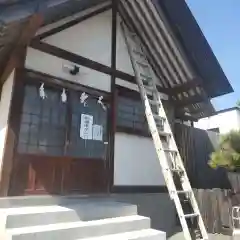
[108, 0, 118, 191]
[0, 48, 26, 196]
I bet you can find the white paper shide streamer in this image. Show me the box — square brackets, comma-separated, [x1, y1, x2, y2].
[80, 92, 88, 106]
[98, 96, 106, 111]
[39, 83, 47, 99]
[61, 88, 67, 103]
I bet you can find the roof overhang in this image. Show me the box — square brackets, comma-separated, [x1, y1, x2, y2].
[156, 0, 233, 98]
[118, 0, 217, 119]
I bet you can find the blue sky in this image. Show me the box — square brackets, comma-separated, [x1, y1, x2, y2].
[186, 0, 240, 110]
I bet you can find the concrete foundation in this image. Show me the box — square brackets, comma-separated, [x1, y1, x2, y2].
[110, 193, 176, 235]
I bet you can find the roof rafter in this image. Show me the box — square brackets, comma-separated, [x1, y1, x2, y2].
[174, 94, 208, 108]
[0, 14, 43, 86]
[35, 2, 112, 41]
[171, 77, 203, 95]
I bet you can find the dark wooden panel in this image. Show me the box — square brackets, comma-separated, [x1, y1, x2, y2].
[174, 123, 230, 189]
[10, 154, 108, 196]
[10, 154, 63, 195]
[65, 158, 107, 194]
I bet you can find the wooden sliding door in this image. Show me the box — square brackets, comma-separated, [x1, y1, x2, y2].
[10, 81, 109, 195]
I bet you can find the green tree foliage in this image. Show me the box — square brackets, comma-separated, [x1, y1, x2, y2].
[209, 130, 240, 171]
[236, 100, 240, 107]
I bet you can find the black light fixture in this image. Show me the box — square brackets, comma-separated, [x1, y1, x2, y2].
[63, 63, 80, 76]
[69, 65, 80, 75]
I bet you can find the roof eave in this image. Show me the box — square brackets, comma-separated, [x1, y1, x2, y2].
[155, 0, 234, 99]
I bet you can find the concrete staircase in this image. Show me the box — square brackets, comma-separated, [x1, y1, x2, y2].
[0, 195, 166, 240]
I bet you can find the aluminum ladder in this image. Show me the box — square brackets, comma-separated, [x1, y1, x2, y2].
[121, 22, 208, 240]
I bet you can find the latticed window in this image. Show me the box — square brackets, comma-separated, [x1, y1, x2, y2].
[18, 85, 66, 156]
[17, 84, 108, 158]
[116, 96, 150, 136]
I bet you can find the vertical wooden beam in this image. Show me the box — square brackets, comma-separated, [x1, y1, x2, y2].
[0, 48, 26, 196]
[0, 14, 43, 196]
[108, 0, 118, 191]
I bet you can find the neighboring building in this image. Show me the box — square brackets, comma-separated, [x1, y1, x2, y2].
[0, 0, 232, 205]
[195, 107, 240, 134]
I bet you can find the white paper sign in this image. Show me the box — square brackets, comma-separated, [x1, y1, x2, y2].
[80, 114, 93, 139]
[92, 124, 103, 141]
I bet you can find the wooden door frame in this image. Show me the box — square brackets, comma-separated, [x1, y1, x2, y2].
[6, 68, 113, 196]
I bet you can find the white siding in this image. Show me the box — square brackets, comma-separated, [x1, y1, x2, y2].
[195, 109, 240, 134]
[114, 133, 165, 186]
[0, 71, 14, 174]
[26, 9, 170, 186]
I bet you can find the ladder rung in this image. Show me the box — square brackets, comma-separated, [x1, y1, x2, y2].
[184, 213, 199, 219]
[170, 168, 184, 173]
[144, 85, 157, 93]
[127, 32, 137, 39]
[153, 114, 165, 122]
[133, 49, 145, 58]
[158, 130, 171, 138]
[148, 99, 159, 106]
[177, 190, 191, 194]
[140, 73, 152, 81]
[163, 149, 177, 153]
[136, 61, 149, 69]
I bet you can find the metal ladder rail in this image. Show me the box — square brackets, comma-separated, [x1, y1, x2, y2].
[120, 22, 208, 240]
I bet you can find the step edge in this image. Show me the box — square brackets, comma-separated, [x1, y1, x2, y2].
[4, 204, 137, 216]
[7, 215, 149, 235]
[79, 229, 165, 240]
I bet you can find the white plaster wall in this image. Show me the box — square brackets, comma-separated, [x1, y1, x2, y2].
[195, 110, 240, 134]
[0, 71, 14, 173]
[114, 133, 165, 186]
[25, 48, 111, 92]
[44, 11, 112, 67]
[43, 10, 134, 75]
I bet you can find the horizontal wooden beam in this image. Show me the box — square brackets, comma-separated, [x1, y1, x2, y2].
[24, 68, 110, 98]
[30, 40, 172, 95]
[175, 112, 198, 122]
[174, 94, 207, 107]
[35, 3, 112, 40]
[171, 77, 203, 94]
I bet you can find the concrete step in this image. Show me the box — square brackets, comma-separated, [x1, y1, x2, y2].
[5, 215, 150, 240]
[0, 195, 113, 208]
[3, 202, 137, 228]
[80, 229, 166, 240]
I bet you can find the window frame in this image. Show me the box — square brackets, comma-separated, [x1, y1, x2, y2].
[116, 86, 151, 138]
[16, 69, 111, 158]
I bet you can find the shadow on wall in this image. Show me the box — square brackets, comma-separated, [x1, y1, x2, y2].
[174, 123, 231, 189]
